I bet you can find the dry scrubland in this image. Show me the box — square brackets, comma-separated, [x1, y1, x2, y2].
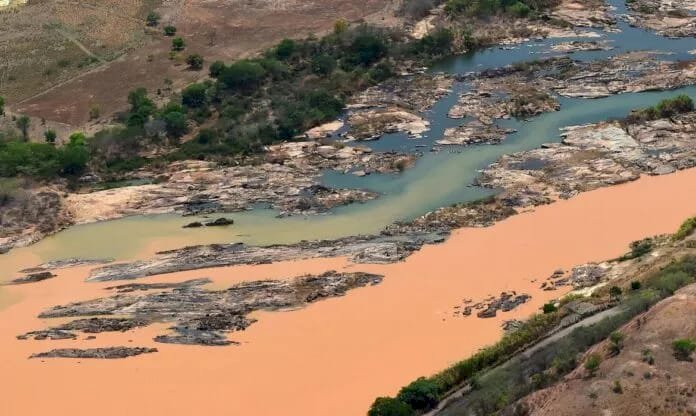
[6, 0, 388, 126]
[0, 0, 159, 104]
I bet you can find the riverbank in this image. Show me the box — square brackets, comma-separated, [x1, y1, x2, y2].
[1, 167, 695, 415]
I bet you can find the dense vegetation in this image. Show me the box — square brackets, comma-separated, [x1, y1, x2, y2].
[0, 23, 457, 181]
[625, 94, 694, 124]
[444, 0, 559, 18]
[369, 251, 696, 415]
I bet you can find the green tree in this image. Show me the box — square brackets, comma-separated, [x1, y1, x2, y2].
[182, 83, 207, 108]
[219, 60, 267, 92]
[146, 11, 160, 27]
[16, 115, 30, 141]
[348, 32, 387, 66]
[0, 96, 5, 115]
[44, 129, 57, 144]
[163, 111, 188, 139]
[163, 25, 177, 36]
[172, 37, 185, 51]
[275, 38, 296, 60]
[60, 132, 89, 175]
[209, 60, 225, 78]
[368, 397, 415, 416]
[127, 88, 155, 127]
[186, 54, 204, 70]
[311, 54, 336, 76]
[396, 377, 439, 411]
[672, 338, 696, 361]
[542, 302, 557, 314]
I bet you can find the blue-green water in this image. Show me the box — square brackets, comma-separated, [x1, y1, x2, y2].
[2, 0, 695, 268]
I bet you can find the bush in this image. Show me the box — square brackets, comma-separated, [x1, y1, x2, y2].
[508, 1, 531, 16]
[626, 95, 694, 124]
[347, 31, 388, 67]
[209, 60, 225, 78]
[397, 377, 439, 411]
[631, 281, 641, 291]
[186, 54, 204, 70]
[311, 54, 336, 76]
[584, 353, 601, 376]
[146, 11, 160, 27]
[368, 397, 415, 416]
[542, 302, 557, 314]
[126, 88, 155, 127]
[672, 338, 696, 361]
[609, 286, 622, 301]
[182, 83, 208, 108]
[15, 116, 30, 140]
[674, 217, 696, 241]
[172, 37, 185, 51]
[416, 27, 454, 56]
[219, 60, 267, 92]
[163, 111, 188, 139]
[163, 25, 177, 36]
[275, 38, 296, 60]
[44, 129, 57, 144]
[0, 96, 4, 115]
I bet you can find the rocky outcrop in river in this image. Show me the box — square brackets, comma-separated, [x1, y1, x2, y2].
[24, 271, 383, 350]
[625, 0, 696, 37]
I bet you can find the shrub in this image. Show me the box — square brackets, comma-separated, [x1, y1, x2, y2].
[163, 25, 177, 36]
[0, 95, 4, 115]
[163, 111, 188, 139]
[44, 129, 57, 144]
[311, 54, 336, 76]
[347, 31, 388, 67]
[368, 397, 415, 416]
[172, 37, 185, 51]
[400, 0, 439, 19]
[182, 83, 208, 108]
[417, 27, 454, 56]
[608, 331, 624, 356]
[275, 38, 296, 60]
[209, 60, 225, 78]
[396, 377, 439, 411]
[672, 338, 696, 361]
[542, 302, 557, 314]
[609, 286, 622, 301]
[584, 353, 601, 376]
[89, 105, 101, 120]
[16, 115, 30, 140]
[631, 281, 641, 291]
[508, 1, 531, 16]
[186, 54, 204, 70]
[146, 11, 160, 27]
[612, 380, 623, 394]
[219, 60, 267, 92]
[126, 88, 155, 127]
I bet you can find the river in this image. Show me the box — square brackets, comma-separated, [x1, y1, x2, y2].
[1, 2, 696, 415]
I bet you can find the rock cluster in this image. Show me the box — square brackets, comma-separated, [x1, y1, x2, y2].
[625, 0, 696, 37]
[24, 272, 383, 349]
[31, 347, 158, 359]
[454, 292, 532, 319]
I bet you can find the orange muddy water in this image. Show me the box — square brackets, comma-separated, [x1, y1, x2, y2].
[1, 168, 696, 416]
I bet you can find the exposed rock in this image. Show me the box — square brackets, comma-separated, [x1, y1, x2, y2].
[86, 235, 440, 282]
[30, 347, 158, 359]
[30, 271, 383, 347]
[6, 271, 56, 285]
[204, 217, 234, 227]
[437, 122, 516, 146]
[625, 0, 696, 37]
[182, 221, 203, 228]
[549, 40, 613, 53]
[20, 258, 113, 273]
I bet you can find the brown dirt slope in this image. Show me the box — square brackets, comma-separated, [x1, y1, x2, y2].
[9, 0, 390, 127]
[516, 279, 696, 416]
